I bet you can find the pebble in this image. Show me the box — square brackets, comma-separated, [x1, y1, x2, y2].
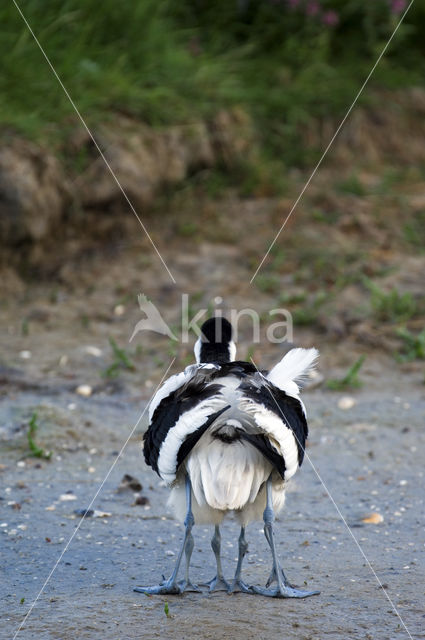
[362, 512, 384, 524]
[338, 396, 356, 410]
[19, 350, 31, 359]
[166, 550, 175, 557]
[59, 355, 68, 367]
[117, 474, 143, 493]
[114, 305, 125, 316]
[85, 346, 103, 357]
[75, 385, 92, 397]
[67, 403, 77, 411]
[59, 494, 77, 502]
[133, 495, 150, 506]
[17, 461, 26, 468]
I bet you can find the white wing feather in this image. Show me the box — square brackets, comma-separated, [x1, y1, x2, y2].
[266, 347, 319, 397]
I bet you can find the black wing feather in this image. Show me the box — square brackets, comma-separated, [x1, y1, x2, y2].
[143, 380, 224, 474]
[238, 380, 308, 466]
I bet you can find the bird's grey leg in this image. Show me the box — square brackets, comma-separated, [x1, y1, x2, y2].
[251, 476, 320, 598]
[202, 525, 231, 592]
[228, 526, 254, 594]
[134, 475, 201, 595]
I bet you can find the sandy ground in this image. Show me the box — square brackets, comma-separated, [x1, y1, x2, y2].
[1, 334, 424, 639]
[1, 194, 425, 639]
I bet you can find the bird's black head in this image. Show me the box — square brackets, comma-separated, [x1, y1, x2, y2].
[195, 317, 236, 364]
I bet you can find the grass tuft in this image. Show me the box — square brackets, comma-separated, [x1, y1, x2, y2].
[326, 355, 365, 390]
[396, 327, 425, 362]
[27, 412, 51, 459]
[102, 337, 135, 378]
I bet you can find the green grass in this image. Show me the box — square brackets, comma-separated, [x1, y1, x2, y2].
[102, 337, 135, 378]
[27, 412, 51, 459]
[292, 291, 329, 327]
[1, 0, 424, 167]
[336, 174, 366, 196]
[364, 279, 418, 323]
[403, 211, 425, 252]
[396, 327, 425, 362]
[326, 355, 366, 390]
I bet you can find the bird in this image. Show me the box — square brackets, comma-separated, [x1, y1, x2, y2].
[134, 316, 320, 598]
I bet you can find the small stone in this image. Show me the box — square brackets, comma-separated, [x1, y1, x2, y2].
[114, 304, 125, 316]
[67, 403, 77, 411]
[75, 385, 92, 397]
[117, 474, 142, 493]
[74, 508, 94, 518]
[362, 512, 384, 524]
[59, 355, 68, 367]
[85, 346, 103, 357]
[133, 495, 150, 507]
[45, 505, 56, 511]
[59, 494, 77, 502]
[19, 350, 31, 359]
[338, 396, 356, 410]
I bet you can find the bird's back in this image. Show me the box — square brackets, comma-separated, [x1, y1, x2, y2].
[144, 358, 311, 522]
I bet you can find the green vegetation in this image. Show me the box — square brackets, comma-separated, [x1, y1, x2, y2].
[336, 174, 366, 197]
[396, 327, 425, 362]
[27, 412, 51, 459]
[1, 1, 424, 165]
[292, 291, 329, 326]
[365, 279, 418, 323]
[164, 601, 171, 619]
[403, 211, 425, 252]
[102, 337, 135, 378]
[326, 355, 365, 390]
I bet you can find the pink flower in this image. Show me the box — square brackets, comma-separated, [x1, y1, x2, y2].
[306, 1, 320, 17]
[322, 10, 339, 26]
[391, 0, 407, 13]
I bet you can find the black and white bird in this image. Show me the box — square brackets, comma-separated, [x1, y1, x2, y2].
[135, 317, 319, 598]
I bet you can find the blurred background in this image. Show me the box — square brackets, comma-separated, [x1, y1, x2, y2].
[1, 0, 425, 427]
[1, 3, 425, 637]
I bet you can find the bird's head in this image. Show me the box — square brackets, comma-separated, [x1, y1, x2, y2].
[194, 317, 236, 364]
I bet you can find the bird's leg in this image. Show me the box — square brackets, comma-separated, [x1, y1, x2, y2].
[251, 476, 320, 598]
[229, 526, 254, 594]
[134, 475, 200, 595]
[202, 525, 231, 592]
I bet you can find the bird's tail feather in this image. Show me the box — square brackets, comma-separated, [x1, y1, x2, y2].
[266, 347, 319, 393]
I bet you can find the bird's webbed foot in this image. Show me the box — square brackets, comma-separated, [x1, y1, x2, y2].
[134, 575, 201, 595]
[201, 575, 231, 593]
[228, 578, 254, 594]
[251, 582, 320, 598]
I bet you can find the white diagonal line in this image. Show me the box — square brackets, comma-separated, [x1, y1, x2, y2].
[11, 0, 176, 285]
[13, 358, 176, 640]
[250, 0, 415, 283]
[249, 357, 413, 640]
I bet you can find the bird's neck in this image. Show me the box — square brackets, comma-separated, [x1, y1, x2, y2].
[194, 338, 236, 364]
